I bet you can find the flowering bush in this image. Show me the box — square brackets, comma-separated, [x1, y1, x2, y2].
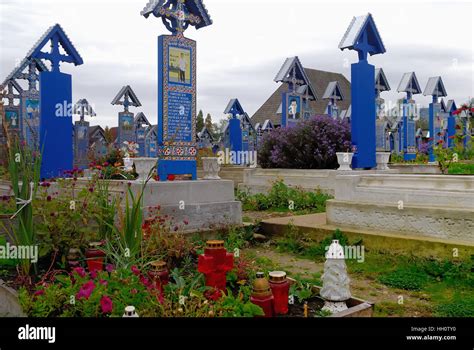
[258, 116, 351, 169]
[19, 266, 164, 317]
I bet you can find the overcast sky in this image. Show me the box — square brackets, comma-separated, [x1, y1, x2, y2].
[0, 0, 472, 127]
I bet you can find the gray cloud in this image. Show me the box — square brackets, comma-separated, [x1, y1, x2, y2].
[1, 0, 472, 128]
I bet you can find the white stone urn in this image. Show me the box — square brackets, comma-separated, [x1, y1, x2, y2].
[123, 157, 134, 171]
[202, 157, 221, 180]
[336, 152, 353, 171]
[376, 152, 391, 170]
[133, 157, 157, 181]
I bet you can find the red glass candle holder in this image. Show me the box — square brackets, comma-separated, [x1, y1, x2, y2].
[269, 271, 289, 315]
[250, 272, 274, 317]
[85, 242, 106, 272]
[198, 240, 233, 291]
[147, 260, 169, 294]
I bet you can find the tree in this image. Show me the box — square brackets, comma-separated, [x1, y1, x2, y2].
[205, 113, 213, 134]
[196, 110, 204, 132]
[103, 126, 115, 145]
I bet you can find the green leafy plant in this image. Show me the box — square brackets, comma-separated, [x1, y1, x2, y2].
[237, 180, 331, 213]
[433, 143, 456, 174]
[94, 178, 117, 241]
[289, 278, 315, 303]
[215, 289, 264, 317]
[4, 138, 42, 279]
[35, 178, 99, 267]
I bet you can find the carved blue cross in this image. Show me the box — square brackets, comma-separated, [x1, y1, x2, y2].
[159, 0, 201, 34]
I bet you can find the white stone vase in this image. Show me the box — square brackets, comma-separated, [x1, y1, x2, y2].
[202, 157, 221, 180]
[133, 157, 157, 181]
[336, 152, 353, 171]
[376, 152, 391, 170]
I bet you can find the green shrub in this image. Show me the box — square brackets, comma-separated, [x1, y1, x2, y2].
[236, 180, 331, 213]
[448, 162, 474, 175]
[378, 267, 430, 291]
[434, 297, 474, 317]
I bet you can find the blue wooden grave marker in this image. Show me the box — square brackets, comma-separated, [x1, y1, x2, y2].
[73, 99, 96, 169]
[339, 13, 386, 169]
[274, 57, 317, 128]
[197, 126, 214, 149]
[224, 98, 245, 156]
[145, 125, 158, 157]
[2, 58, 47, 150]
[27, 24, 83, 179]
[397, 72, 421, 160]
[141, 0, 212, 181]
[423, 76, 447, 163]
[134, 112, 152, 157]
[111, 85, 142, 150]
[446, 100, 457, 148]
[1, 80, 22, 138]
[374, 68, 391, 152]
[322, 81, 344, 118]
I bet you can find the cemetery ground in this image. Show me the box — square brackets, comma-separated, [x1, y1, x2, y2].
[1, 166, 472, 318]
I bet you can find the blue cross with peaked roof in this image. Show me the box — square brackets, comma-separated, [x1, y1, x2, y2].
[141, 0, 212, 35]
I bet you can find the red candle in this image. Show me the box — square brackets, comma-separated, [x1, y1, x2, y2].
[85, 242, 106, 272]
[250, 272, 274, 317]
[269, 271, 289, 315]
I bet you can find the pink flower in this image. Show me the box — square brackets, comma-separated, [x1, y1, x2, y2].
[183, 220, 189, 225]
[131, 288, 138, 295]
[131, 265, 140, 276]
[72, 267, 86, 278]
[106, 264, 114, 273]
[76, 280, 95, 300]
[99, 279, 108, 286]
[33, 289, 45, 297]
[90, 270, 97, 279]
[139, 275, 151, 288]
[100, 295, 113, 314]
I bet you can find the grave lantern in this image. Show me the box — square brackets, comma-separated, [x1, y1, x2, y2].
[197, 240, 233, 291]
[339, 13, 386, 169]
[147, 260, 169, 295]
[268, 271, 289, 315]
[250, 272, 274, 317]
[397, 72, 422, 160]
[423, 76, 448, 163]
[27, 24, 84, 179]
[321, 240, 351, 314]
[274, 56, 317, 128]
[322, 81, 344, 119]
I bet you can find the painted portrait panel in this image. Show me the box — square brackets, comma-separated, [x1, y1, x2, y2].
[169, 46, 191, 85]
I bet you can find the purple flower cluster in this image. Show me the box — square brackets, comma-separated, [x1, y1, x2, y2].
[418, 142, 429, 155]
[258, 115, 351, 169]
